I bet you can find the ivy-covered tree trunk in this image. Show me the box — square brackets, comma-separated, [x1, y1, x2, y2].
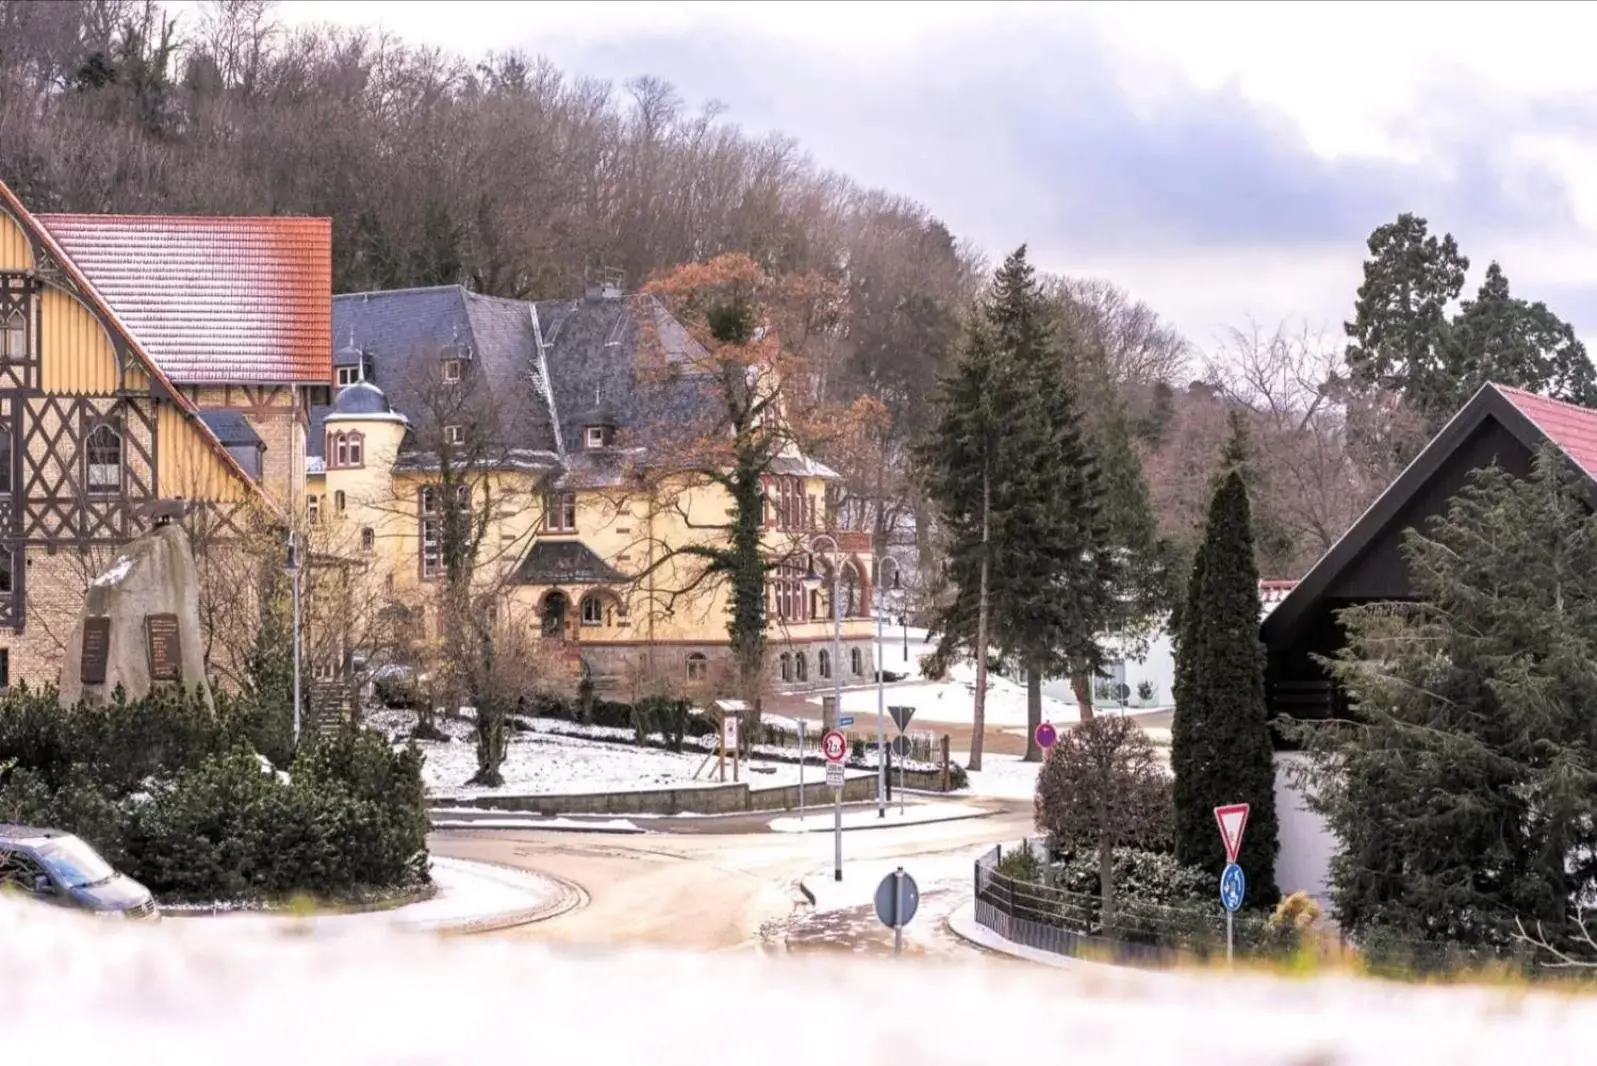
[729, 448, 768, 734]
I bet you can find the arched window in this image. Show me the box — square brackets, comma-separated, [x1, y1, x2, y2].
[580, 594, 606, 627]
[360, 527, 374, 552]
[686, 652, 708, 681]
[1, 310, 24, 361]
[840, 563, 860, 618]
[85, 423, 122, 495]
[335, 490, 346, 513]
[818, 649, 830, 679]
[795, 652, 808, 682]
[779, 653, 792, 682]
[329, 431, 366, 470]
[850, 647, 863, 676]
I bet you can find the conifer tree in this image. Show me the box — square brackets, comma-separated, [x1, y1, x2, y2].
[922, 246, 1113, 766]
[1171, 415, 1279, 903]
[1289, 443, 1597, 948]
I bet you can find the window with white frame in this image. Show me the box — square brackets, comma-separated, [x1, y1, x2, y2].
[545, 492, 577, 532]
[420, 487, 441, 578]
[444, 424, 465, 446]
[441, 359, 462, 384]
[337, 365, 361, 387]
[585, 426, 606, 449]
[580, 595, 605, 626]
[85, 424, 122, 495]
[307, 495, 320, 524]
[686, 653, 708, 681]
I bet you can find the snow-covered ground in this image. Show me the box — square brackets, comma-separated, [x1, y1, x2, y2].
[958, 752, 1044, 800]
[179, 857, 559, 936]
[769, 801, 990, 833]
[369, 711, 872, 799]
[809, 630, 1171, 732]
[801, 847, 1010, 915]
[7, 886, 1597, 1063]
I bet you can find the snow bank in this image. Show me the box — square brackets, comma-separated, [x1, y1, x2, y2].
[5, 890, 1593, 1064]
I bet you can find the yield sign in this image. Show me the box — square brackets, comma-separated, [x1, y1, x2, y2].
[1213, 803, 1250, 864]
[888, 705, 915, 732]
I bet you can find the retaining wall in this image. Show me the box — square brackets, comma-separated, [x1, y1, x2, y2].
[434, 766, 949, 816]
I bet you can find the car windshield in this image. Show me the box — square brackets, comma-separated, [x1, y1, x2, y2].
[34, 836, 116, 889]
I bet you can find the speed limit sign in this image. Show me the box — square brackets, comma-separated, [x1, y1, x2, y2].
[821, 729, 848, 763]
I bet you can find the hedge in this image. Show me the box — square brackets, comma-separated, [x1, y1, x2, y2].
[0, 684, 429, 903]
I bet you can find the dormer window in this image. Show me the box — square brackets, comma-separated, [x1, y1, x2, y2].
[445, 424, 465, 446]
[441, 359, 462, 384]
[586, 426, 607, 449]
[337, 365, 361, 387]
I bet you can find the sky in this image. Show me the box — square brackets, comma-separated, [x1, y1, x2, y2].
[224, 1, 1597, 357]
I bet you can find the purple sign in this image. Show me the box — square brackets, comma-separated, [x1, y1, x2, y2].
[1035, 721, 1058, 750]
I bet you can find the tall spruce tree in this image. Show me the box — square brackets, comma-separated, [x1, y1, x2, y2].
[923, 247, 1113, 765]
[1170, 415, 1279, 903]
[1288, 444, 1597, 949]
[921, 320, 1011, 771]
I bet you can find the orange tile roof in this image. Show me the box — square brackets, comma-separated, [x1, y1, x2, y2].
[34, 213, 332, 385]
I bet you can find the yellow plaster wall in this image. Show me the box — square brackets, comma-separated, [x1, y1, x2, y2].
[0, 210, 31, 271]
[157, 405, 249, 502]
[39, 287, 149, 395]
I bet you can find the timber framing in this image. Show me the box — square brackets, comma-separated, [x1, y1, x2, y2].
[0, 185, 277, 517]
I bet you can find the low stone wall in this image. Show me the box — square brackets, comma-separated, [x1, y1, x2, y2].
[434, 767, 949, 817]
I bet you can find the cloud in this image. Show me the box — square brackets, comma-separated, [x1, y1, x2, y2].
[538, 18, 1579, 262]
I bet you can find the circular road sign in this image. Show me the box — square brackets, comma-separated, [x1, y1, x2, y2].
[1035, 721, 1058, 750]
[874, 869, 920, 929]
[890, 735, 911, 758]
[821, 729, 848, 763]
[1220, 861, 1246, 912]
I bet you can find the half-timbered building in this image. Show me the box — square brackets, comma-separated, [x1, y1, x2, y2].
[0, 177, 329, 686]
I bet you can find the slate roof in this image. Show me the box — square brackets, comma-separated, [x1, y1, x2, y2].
[196, 410, 263, 448]
[332, 286, 559, 458]
[513, 540, 629, 585]
[34, 213, 332, 385]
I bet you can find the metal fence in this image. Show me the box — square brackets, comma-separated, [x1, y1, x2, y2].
[972, 840, 1276, 967]
[972, 840, 1562, 975]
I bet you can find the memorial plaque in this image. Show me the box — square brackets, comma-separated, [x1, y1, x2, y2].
[144, 613, 182, 682]
[80, 617, 111, 686]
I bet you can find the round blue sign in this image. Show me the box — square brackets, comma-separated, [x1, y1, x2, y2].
[1220, 862, 1245, 912]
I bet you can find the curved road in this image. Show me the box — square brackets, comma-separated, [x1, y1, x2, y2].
[430, 800, 1034, 957]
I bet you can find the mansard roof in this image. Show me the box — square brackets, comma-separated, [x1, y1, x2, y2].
[35, 213, 332, 385]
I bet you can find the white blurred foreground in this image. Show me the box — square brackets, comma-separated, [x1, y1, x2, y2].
[5, 896, 1594, 1063]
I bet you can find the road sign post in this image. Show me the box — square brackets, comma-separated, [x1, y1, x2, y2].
[874, 867, 920, 957]
[824, 729, 847, 881]
[888, 706, 915, 815]
[1213, 803, 1251, 964]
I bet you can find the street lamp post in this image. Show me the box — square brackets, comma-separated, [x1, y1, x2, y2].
[874, 555, 901, 819]
[806, 534, 844, 881]
[285, 531, 303, 748]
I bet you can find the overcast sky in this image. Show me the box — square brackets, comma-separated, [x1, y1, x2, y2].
[239, 1, 1597, 356]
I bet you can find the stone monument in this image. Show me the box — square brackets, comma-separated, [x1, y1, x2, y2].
[60, 518, 212, 709]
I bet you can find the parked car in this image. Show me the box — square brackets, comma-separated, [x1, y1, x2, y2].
[0, 825, 159, 921]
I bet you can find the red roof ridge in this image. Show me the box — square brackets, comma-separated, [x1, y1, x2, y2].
[36, 211, 330, 225]
[1490, 382, 1597, 415]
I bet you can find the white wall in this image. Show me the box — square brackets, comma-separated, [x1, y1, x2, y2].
[1273, 752, 1337, 910]
[1038, 628, 1176, 708]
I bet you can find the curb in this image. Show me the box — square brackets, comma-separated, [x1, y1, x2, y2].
[429, 818, 645, 835]
[428, 859, 590, 937]
[768, 806, 996, 835]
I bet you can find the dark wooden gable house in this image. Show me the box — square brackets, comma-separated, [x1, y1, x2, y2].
[1262, 381, 1597, 732]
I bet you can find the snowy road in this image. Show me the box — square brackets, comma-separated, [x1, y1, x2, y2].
[429, 800, 1035, 957]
